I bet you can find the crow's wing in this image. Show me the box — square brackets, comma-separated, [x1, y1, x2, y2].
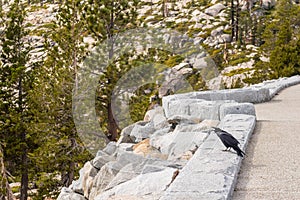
[219, 132, 240, 146]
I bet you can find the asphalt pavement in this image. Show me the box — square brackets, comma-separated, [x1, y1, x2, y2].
[232, 84, 300, 200]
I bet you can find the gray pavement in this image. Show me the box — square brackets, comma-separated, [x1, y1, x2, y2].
[232, 84, 300, 200]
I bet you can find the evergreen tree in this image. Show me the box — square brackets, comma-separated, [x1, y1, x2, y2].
[30, 0, 92, 197]
[0, 1, 37, 199]
[252, 0, 300, 81]
[82, 0, 139, 140]
[261, 0, 298, 53]
[269, 39, 300, 78]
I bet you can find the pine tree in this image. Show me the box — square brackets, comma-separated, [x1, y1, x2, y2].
[82, 0, 139, 140]
[0, 1, 37, 199]
[256, 0, 300, 79]
[31, 1, 92, 197]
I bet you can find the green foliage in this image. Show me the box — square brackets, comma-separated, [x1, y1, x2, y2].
[269, 41, 300, 79]
[223, 67, 252, 77]
[164, 55, 185, 67]
[251, 0, 300, 81]
[175, 22, 193, 34]
[96, 53, 134, 138]
[27, 1, 92, 198]
[82, 0, 139, 43]
[230, 77, 244, 89]
[0, 1, 38, 199]
[32, 172, 61, 200]
[186, 68, 207, 91]
[27, 4, 48, 12]
[243, 59, 271, 84]
[228, 54, 251, 66]
[206, 47, 224, 70]
[82, 0, 140, 141]
[129, 83, 158, 123]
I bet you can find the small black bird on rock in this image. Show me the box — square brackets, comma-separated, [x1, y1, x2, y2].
[211, 127, 245, 157]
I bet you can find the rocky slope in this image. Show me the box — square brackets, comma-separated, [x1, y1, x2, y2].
[58, 76, 300, 200]
[136, 0, 281, 88]
[2, 0, 287, 90]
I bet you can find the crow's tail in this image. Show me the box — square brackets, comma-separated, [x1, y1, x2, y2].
[233, 146, 246, 157]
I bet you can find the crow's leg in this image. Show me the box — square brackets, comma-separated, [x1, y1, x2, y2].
[222, 147, 230, 151]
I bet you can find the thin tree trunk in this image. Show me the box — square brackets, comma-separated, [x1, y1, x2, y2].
[106, 3, 119, 141]
[18, 76, 28, 200]
[252, 16, 257, 45]
[235, 0, 239, 42]
[67, 138, 76, 186]
[0, 146, 16, 200]
[67, 160, 75, 187]
[231, 0, 235, 41]
[20, 150, 28, 200]
[162, 0, 169, 17]
[108, 101, 119, 141]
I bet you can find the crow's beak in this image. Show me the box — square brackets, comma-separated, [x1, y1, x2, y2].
[204, 128, 215, 134]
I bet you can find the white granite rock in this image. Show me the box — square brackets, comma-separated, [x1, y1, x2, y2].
[262, 0, 276, 9]
[89, 163, 119, 199]
[117, 123, 136, 144]
[57, 187, 86, 200]
[162, 98, 204, 118]
[163, 97, 234, 120]
[130, 121, 156, 142]
[219, 102, 256, 120]
[189, 100, 224, 120]
[92, 153, 115, 170]
[205, 3, 226, 16]
[150, 120, 212, 159]
[160, 114, 256, 200]
[58, 75, 300, 200]
[162, 87, 270, 105]
[105, 159, 183, 191]
[144, 106, 169, 130]
[102, 141, 117, 155]
[94, 168, 177, 200]
[70, 162, 98, 198]
[251, 75, 300, 98]
[211, 26, 224, 37]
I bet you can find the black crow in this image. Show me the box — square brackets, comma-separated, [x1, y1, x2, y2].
[211, 127, 245, 157]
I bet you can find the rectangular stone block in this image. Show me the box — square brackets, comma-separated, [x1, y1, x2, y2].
[160, 114, 256, 200]
[219, 102, 256, 120]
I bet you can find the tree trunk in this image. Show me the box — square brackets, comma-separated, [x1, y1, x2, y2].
[162, 0, 169, 17]
[67, 161, 75, 187]
[20, 150, 28, 200]
[66, 138, 76, 186]
[0, 146, 16, 200]
[20, 121, 28, 200]
[107, 102, 119, 141]
[235, 0, 240, 42]
[251, 16, 257, 45]
[18, 76, 28, 200]
[231, 0, 235, 41]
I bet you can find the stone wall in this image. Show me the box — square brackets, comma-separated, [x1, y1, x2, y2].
[58, 75, 300, 200]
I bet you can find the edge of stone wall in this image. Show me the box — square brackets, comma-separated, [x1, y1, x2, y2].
[162, 75, 300, 106]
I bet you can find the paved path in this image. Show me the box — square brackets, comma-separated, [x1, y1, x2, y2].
[232, 84, 300, 199]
